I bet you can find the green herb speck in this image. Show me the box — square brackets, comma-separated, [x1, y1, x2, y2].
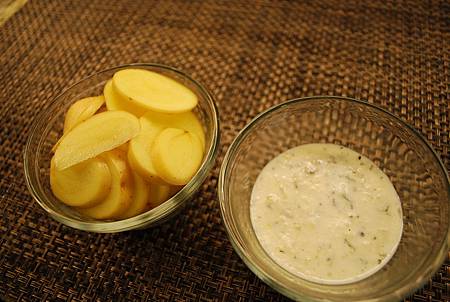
[342, 193, 354, 209]
[344, 238, 356, 251]
[344, 175, 355, 182]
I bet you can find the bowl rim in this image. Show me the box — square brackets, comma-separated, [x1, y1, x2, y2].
[24, 62, 220, 232]
[218, 95, 450, 301]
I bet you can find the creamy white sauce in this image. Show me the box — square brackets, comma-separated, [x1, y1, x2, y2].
[250, 143, 403, 284]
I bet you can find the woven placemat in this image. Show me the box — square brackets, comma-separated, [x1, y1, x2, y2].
[0, 0, 448, 301]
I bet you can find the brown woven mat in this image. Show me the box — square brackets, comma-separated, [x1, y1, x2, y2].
[0, 0, 449, 301]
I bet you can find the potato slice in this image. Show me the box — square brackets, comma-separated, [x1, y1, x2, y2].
[128, 110, 205, 182]
[51, 135, 63, 154]
[151, 128, 203, 185]
[143, 110, 205, 149]
[113, 69, 198, 113]
[148, 183, 172, 209]
[104, 80, 148, 117]
[64, 96, 105, 133]
[51, 96, 106, 153]
[78, 150, 133, 219]
[103, 80, 121, 111]
[50, 156, 111, 207]
[54, 111, 140, 170]
[128, 116, 165, 183]
[119, 171, 150, 219]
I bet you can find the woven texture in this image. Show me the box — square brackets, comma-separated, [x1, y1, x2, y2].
[0, 0, 449, 301]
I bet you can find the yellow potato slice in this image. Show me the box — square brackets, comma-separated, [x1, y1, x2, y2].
[128, 116, 165, 183]
[113, 69, 198, 113]
[104, 80, 148, 117]
[78, 150, 133, 219]
[143, 110, 205, 149]
[151, 128, 203, 185]
[52, 96, 106, 153]
[119, 171, 150, 219]
[148, 183, 172, 209]
[128, 110, 205, 182]
[64, 96, 105, 133]
[51, 135, 63, 153]
[50, 156, 111, 208]
[103, 80, 121, 111]
[54, 111, 140, 170]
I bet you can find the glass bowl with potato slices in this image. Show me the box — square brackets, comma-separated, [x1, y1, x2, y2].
[24, 63, 220, 232]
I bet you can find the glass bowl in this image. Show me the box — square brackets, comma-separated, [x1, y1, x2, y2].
[24, 63, 220, 233]
[218, 96, 449, 301]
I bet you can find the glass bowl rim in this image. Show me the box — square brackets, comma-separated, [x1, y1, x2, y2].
[24, 62, 220, 233]
[218, 95, 450, 301]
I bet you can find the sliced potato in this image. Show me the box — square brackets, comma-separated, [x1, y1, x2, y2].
[78, 150, 133, 219]
[128, 110, 205, 182]
[104, 80, 148, 117]
[127, 115, 165, 183]
[119, 171, 150, 219]
[50, 156, 111, 207]
[113, 69, 198, 113]
[52, 95, 106, 153]
[52, 96, 106, 153]
[148, 183, 172, 209]
[142, 110, 205, 149]
[54, 111, 140, 170]
[151, 128, 203, 185]
[103, 79, 121, 112]
[64, 96, 105, 133]
[51, 135, 64, 153]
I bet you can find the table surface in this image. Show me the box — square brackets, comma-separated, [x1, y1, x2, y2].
[0, 0, 449, 301]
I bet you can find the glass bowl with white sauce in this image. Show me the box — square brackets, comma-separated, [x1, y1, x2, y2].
[218, 96, 449, 301]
